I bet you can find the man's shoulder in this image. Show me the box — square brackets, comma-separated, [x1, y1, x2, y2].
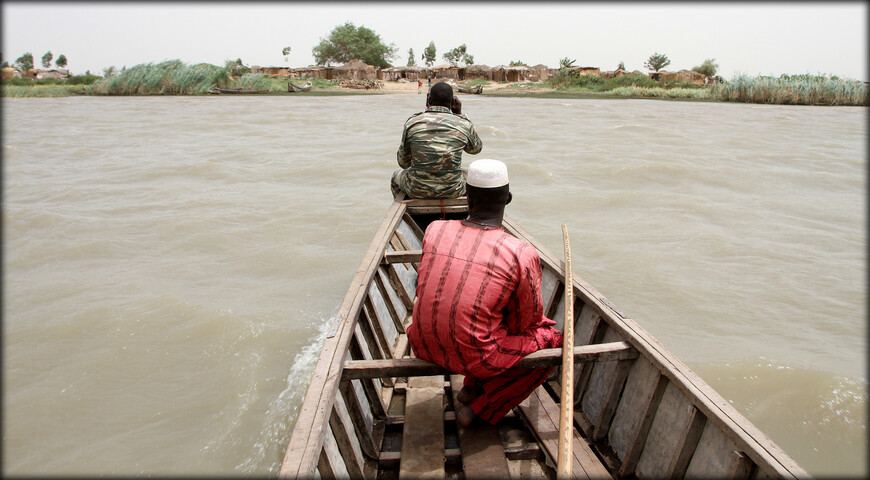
[500, 233, 538, 259]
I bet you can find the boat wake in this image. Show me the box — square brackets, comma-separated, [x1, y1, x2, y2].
[235, 310, 336, 474]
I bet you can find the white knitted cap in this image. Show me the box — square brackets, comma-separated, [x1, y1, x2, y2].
[467, 159, 509, 188]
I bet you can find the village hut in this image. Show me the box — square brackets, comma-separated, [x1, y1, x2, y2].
[34, 69, 70, 79]
[431, 64, 459, 80]
[528, 64, 550, 82]
[294, 66, 334, 80]
[1, 66, 20, 79]
[334, 59, 377, 81]
[460, 64, 492, 81]
[408, 66, 428, 80]
[491, 65, 529, 82]
[260, 66, 291, 77]
[565, 66, 601, 77]
[379, 66, 401, 81]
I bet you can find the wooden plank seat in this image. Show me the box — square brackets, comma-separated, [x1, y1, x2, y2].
[342, 342, 638, 380]
[399, 375, 446, 479]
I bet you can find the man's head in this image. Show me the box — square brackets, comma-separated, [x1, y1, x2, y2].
[428, 82, 454, 108]
[466, 159, 512, 209]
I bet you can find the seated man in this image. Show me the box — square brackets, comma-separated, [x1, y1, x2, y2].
[406, 159, 563, 426]
[391, 81, 483, 199]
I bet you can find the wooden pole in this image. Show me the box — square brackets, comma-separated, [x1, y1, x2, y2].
[557, 224, 574, 478]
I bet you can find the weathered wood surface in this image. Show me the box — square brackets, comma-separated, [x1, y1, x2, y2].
[449, 375, 511, 478]
[501, 215, 809, 479]
[399, 375, 446, 479]
[280, 200, 407, 478]
[342, 342, 638, 380]
[518, 386, 612, 479]
[281, 198, 809, 480]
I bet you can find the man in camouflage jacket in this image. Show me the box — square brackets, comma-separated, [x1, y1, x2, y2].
[391, 82, 483, 199]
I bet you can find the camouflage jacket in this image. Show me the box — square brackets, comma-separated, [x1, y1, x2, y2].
[396, 105, 483, 198]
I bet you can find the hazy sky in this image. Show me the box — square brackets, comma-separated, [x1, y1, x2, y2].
[2, 2, 867, 80]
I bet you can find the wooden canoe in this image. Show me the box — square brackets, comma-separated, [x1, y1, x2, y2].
[457, 84, 483, 94]
[279, 197, 809, 479]
[289, 81, 312, 92]
[207, 87, 267, 94]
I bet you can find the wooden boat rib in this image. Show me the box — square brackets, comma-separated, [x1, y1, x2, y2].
[280, 197, 809, 479]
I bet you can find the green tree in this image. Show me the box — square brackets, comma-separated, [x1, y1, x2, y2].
[443, 44, 474, 67]
[509, 60, 527, 66]
[617, 61, 625, 70]
[14, 52, 33, 71]
[692, 58, 718, 77]
[644, 52, 671, 72]
[41, 51, 53, 68]
[423, 41, 436, 68]
[407, 48, 416, 67]
[56, 54, 68, 69]
[312, 22, 397, 68]
[559, 57, 575, 69]
[225, 58, 251, 76]
[103, 65, 116, 77]
[282, 46, 292, 56]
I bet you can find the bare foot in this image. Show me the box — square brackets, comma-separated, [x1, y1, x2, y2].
[457, 405, 477, 428]
[456, 386, 483, 404]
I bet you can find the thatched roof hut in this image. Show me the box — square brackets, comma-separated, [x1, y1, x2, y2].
[293, 65, 334, 80]
[1, 66, 21, 79]
[528, 64, 550, 82]
[260, 66, 291, 77]
[432, 64, 459, 80]
[461, 64, 491, 81]
[492, 65, 529, 82]
[335, 59, 377, 80]
[34, 68, 70, 79]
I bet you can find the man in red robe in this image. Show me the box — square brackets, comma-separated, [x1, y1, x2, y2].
[407, 159, 563, 426]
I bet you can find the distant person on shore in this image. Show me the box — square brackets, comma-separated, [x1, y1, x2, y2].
[406, 159, 563, 427]
[418, 80, 423, 93]
[391, 81, 483, 199]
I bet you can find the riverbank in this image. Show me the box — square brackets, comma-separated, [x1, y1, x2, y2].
[3, 75, 866, 106]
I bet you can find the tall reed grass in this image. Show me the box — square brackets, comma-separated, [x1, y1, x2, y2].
[227, 73, 279, 91]
[607, 86, 712, 99]
[89, 60, 230, 95]
[712, 73, 867, 106]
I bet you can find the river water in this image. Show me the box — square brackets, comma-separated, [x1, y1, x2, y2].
[2, 94, 866, 477]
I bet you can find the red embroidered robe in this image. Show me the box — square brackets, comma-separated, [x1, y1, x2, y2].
[407, 220, 563, 423]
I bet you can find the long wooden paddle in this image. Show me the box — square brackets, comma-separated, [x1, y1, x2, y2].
[557, 224, 574, 478]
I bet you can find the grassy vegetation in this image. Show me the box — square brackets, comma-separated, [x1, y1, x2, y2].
[546, 71, 704, 94]
[87, 60, 230, 95]
[710, 73, 866, 106]
[3, 59, 865, 105]
[1, 84, 85, 97]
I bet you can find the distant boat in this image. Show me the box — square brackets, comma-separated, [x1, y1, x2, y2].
[208, 86, 266, 94]
[288, 81, 313, 92]
[457, 83, 483, 94]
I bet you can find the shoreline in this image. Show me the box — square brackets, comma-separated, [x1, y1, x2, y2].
[3, 79, 865, 106]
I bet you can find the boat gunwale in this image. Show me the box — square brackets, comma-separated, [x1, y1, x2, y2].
[501, 215, 808, 479]
[280, 196, 809, 479]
